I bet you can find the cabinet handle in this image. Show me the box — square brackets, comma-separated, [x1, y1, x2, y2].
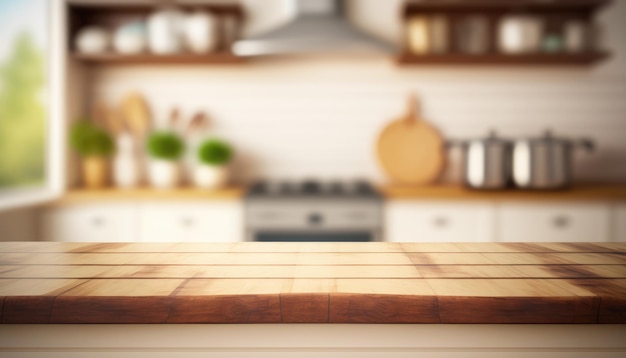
[346, 212, 368, 220]
[91, 217, 105, 227]
[181, 217, 194, 227]
[433, 217, 449, 228]
[552, 215, 570, 229]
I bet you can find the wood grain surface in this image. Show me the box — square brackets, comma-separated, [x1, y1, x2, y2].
[43, 184, 626, 207]
[380, 184, 626, 201]
[0, 242, 625, 324]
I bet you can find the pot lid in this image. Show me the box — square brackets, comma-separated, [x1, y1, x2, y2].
[467, 130, 512, 144]
[522, 130, 571, 144]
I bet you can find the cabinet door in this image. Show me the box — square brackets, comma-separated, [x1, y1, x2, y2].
[137, 204, 187, 242]
[139, 202, 243, 242]
[186, 202, 243, 242]
[40, 204, 137, 242]
[614, 204, 626, 242]
[498, 203, 611, 242]
[385, 201, 495, 242]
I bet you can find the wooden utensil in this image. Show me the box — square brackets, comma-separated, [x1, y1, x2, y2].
[186, 111, 210, 138]
[106, 107, 125, 136]
[169, 107, 181, 133]
[376, 93, 445, 185]
[121, 92, 151, 139]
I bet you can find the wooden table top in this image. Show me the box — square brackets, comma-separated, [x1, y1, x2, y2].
[1, 242, 625, 324]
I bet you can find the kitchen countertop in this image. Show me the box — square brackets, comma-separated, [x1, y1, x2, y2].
[46, 187, 245, 206]
[0, 242, 624, 324]
[380, 183, 626, 201]
[47, 184, 626, 205]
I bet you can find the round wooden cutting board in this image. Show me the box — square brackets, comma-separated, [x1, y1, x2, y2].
[376, 94, 446, 184]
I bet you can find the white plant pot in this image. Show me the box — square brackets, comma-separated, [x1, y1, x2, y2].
[194, 165, 228, 189]
[149, 160, 180, 189]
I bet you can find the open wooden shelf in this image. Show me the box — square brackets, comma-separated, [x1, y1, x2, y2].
[397, 52, 609, 65]
[400, 0, 612, 66]
[72, 52, 245, 65]
[68, 2, 245, 66]
[46, 187, 245, 206]
[403, 0, 611, 14]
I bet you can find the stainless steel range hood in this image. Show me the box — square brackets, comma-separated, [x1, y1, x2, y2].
[232, 0, 395, 56]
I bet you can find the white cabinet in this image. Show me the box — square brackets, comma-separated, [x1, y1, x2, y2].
[385, 201, 495, 242]
[40, 203, 137, 242]
[614, 204, 626, 242]
[40, 200, 243, 243]
[497, 203, 611, 242]
[138, 202, 243, 242]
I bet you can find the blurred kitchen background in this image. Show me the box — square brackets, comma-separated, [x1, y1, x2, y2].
[0, 0, 625, 243]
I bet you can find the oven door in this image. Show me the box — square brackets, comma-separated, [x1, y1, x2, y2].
[252, 231, 376, 242]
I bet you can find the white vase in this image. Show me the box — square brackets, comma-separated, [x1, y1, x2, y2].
[113, 134, 140, 188]
[194, 165, 228, 189]
[184, 10, 218, 54]
[147, 7, 185, 54]
[149, 160, 180, 189]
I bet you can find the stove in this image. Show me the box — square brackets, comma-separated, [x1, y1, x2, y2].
[245, 180, 383, 242]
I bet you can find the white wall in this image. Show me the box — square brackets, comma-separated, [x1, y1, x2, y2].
[83, 0, 626, 185]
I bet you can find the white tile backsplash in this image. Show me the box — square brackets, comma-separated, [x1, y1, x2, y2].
[80, 0, 626, 185]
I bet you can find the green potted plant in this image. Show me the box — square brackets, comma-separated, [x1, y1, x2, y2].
[194, 138, 233, 189]
[70, 121, 114, 188]
[146, 131, 185, 189]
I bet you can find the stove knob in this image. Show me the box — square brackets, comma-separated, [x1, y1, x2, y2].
[308, 213, 323, 226]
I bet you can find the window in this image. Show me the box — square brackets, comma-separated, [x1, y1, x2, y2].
[0, 0, 63, 210]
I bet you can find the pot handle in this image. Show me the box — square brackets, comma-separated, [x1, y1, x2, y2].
[576, 138, 595, 152]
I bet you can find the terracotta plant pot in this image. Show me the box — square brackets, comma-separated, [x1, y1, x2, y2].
[194, 164, 228, 189]
[82, 157, 108, 188]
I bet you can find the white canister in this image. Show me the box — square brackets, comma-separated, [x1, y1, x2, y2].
[75, 26, 109, 54]
[193, 165, 228, 189]
[147, 6, 185, 54]
[148, 160, 180, 189]
[113, 134, 140, 188]
[184, 10, 218, 54]
[499, 16, 543, 53]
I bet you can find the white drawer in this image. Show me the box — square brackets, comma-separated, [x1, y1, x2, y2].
[385, 201, 495, 242]
[139, 202, 243, 242]
[40, 204, 137, 242]
[498, 203, 611, 242]
[614, 204, 626, 242]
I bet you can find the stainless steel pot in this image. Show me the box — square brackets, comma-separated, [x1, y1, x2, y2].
[448, 131, 513, 190]
[512, 131, 594, 190]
